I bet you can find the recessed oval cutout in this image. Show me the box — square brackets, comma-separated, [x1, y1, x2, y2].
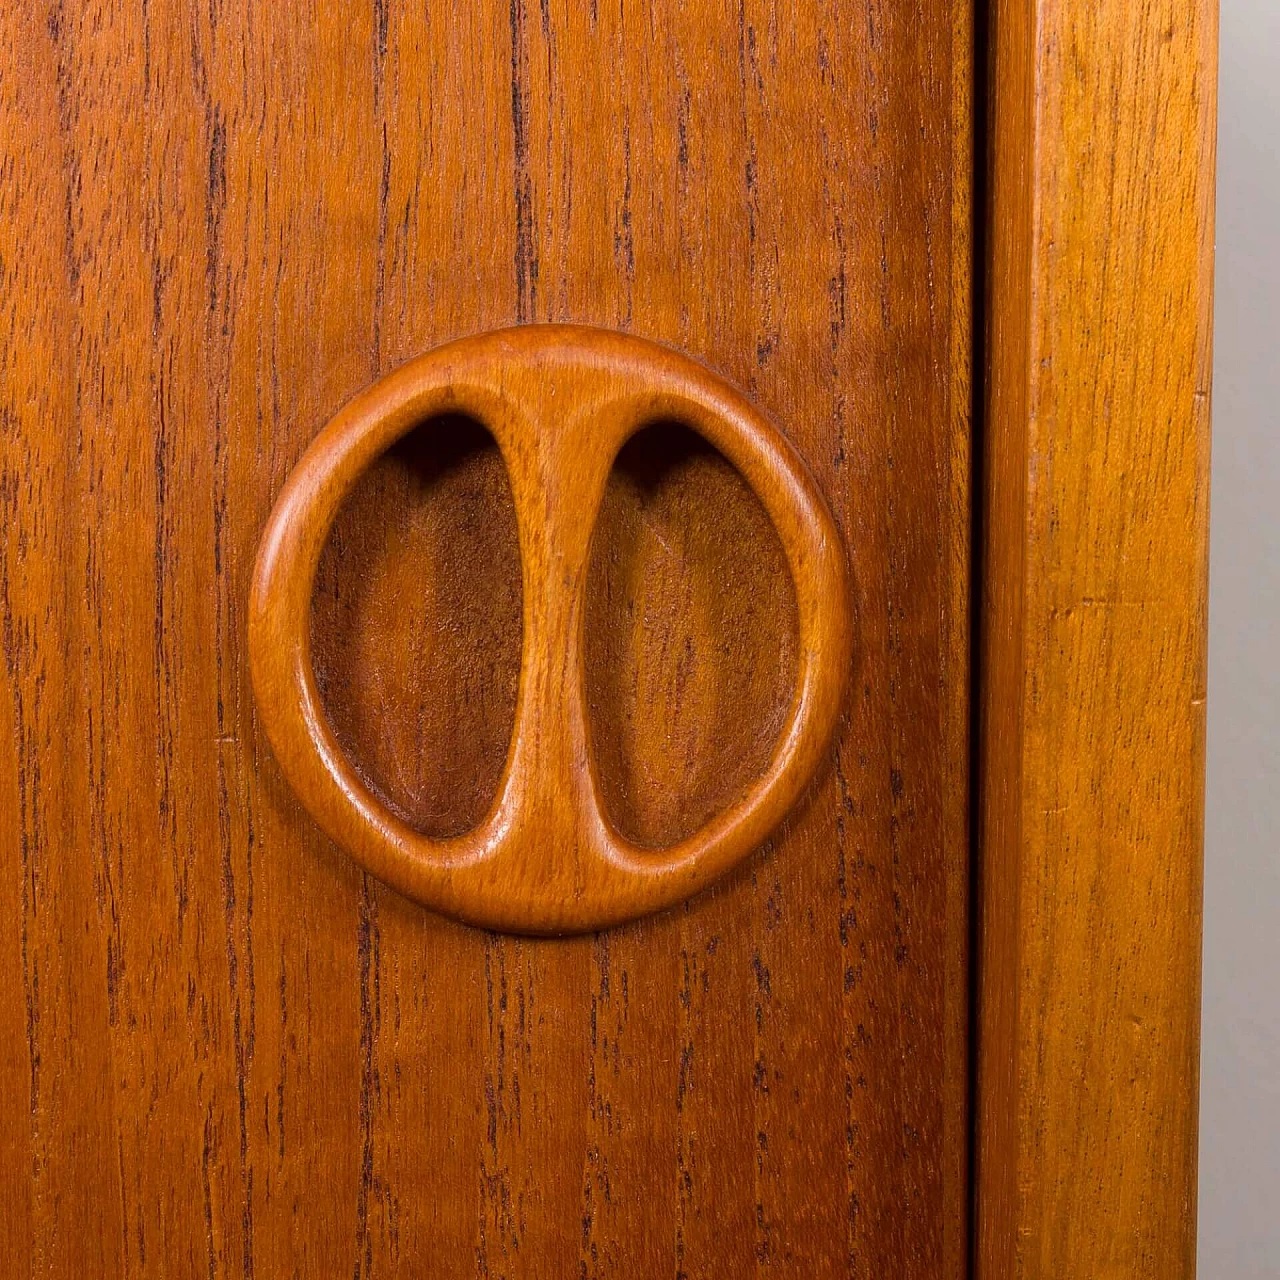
[310, 415, 522, 838]
[583, 422, 800, 849]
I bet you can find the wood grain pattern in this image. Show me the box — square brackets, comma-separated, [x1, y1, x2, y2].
[584, 420, 799, 850]
[313, 415, 526, 840]
[250, 326, 852, 933]
[1, 0, 971, 1273]
[976, 0, 1216, 1275]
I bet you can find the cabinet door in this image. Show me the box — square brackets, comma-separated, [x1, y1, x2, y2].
[0, 2, 970, 1274]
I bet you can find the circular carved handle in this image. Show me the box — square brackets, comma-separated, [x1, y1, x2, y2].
[249, 326, 852, 933]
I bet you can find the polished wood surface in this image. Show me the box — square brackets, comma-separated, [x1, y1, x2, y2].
[1, 1, 971, 1274]
[976, 0, 1216, 1275]
[251, 326, 853, 933]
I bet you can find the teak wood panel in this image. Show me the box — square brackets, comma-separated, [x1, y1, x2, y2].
[0, 1, 971, 1276]
[977, 0, 1216, 1276]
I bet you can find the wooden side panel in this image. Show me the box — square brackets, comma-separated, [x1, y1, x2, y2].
[1, 1, 971, 1275]
[978, 1, 1216, 1275]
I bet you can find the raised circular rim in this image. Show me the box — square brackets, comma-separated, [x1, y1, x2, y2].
[248, 325, 853, 933]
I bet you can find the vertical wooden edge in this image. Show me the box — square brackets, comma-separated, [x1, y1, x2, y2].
[975, 0, 1034, 1271]
[948, 2, 977, 1275]
[977, 0, 1217, 1276]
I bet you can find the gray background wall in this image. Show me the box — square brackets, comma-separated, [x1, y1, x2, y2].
[1198, 2, 1280, 1274]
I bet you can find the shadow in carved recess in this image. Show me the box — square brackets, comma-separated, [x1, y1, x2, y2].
[584, 423, 799, 849]
[310, 416, 798, 855]
[311, 416, 524, 837]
